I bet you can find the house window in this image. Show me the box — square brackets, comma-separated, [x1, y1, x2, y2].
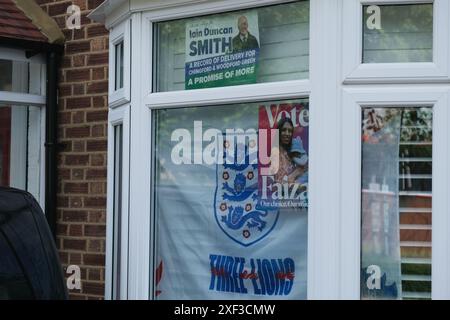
[362, 3, 433, 63]
[106, 105, 130, 300]
[0, 59, 45, 95]
[0, 59, 28, 93]
[89, 0, 450, 300]
[112, 124, 124, 299]
[0, 52, 46, 206]
[149, 1, 312, 300]
[360, 107, 432, 300]
[153, 99, 309, 299]
[153, 1, 310, 92]
[0, 105, 42, 201]
[115, 42, 124, 90]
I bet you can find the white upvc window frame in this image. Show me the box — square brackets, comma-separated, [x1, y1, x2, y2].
[342, 0, 450, 84]
[141, 0, 310, 108]
[0, 48, 46, 105]
[100, 0, 450, 300]
[109, 19, 131, 108]
[125, 0, 335, 301]
[340, 87, 450, 299]
[0, 47, 47, 207]
[106, 104, 131, 299]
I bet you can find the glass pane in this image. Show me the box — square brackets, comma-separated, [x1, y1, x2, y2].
[153, 99, 309, 299]
[154, 1, 310, 92]
[115, 42, 124, 90]
[0, 60, 12, 91]
[112, 124, 123, 299]
[361, 107, 432, 300]
[362, 4, 433, 63]
[0, 59, 30, 93]
[0, 105, 42, 202]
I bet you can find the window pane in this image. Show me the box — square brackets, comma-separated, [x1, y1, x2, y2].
[0, 60, 12, 91]
[0, 59, 44, 95]
[362, 4, 433, 63]
[153, 99, 309, 299]
[115, 42, 124, 90]
[361, 107, 432, 300]
[0, 59, 29, 93]
[154, 1, 310, 92]
[112, 124, 123, 299]
[0, 105, 42, 202]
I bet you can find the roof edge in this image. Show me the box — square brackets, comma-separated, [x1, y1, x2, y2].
[0, 36, 64, 53]
[88, 0, 129, 25]
[13, 0, 65, 45]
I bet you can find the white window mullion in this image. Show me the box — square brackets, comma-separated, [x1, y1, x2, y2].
[127, 12, 152, 300]
[308, 0, 342, 300]
[144, 80, 311, 109]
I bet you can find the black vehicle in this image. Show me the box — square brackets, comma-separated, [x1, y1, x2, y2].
[0, 187, 67, 299]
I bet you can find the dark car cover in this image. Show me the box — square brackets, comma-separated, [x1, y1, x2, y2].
[0, 187, 68, 300]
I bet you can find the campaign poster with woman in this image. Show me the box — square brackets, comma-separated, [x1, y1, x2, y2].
[258, 101, 309, 209]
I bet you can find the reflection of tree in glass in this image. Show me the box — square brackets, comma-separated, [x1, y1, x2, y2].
[400, 108, 432, 143]
[363, 4, 433, 63]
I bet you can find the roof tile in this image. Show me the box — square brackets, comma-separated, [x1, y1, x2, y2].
[0, 0, 49, 42]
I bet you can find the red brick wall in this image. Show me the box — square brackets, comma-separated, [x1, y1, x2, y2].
[37, 0, 108, 300]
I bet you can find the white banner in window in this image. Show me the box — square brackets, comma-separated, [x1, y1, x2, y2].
[154, 102, 308, 300]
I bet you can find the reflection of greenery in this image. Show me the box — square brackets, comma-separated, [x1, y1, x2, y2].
[364, 108, 433, 144]
[402, 262, 432, 298]
[259, 1, 309, 26]
[399, 145, 432, 158]
[401, 263, 431, 276]
[364, 4, 433, 33]
[402, 281, 431, 292]
[400, 108, 432, 143]
[155, 1, 310, 91]
[363, 4, 433, 62]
